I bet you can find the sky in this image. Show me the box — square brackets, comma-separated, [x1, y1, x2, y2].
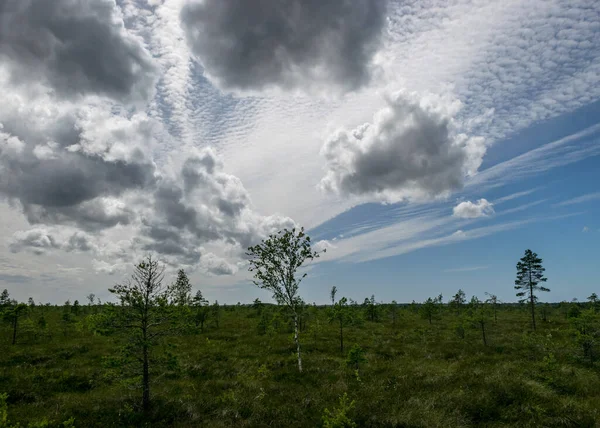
[0, 0, 599, 305]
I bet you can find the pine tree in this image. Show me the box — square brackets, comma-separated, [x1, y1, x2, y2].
[328, 297, 350, 353]
[191, 290, 209, 331]
[515, 249, 549, 331]
[484, 292, 500, 322]
[170, 269, 192, 306]
[450, 289, 467, 315]
[108, 256, 176, 413]
[3, 301, 27, 345]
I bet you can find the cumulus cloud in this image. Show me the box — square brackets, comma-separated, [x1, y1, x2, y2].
[320, 91, 486, 203]
[180, 0, 387, 92]
[0, 103, 159, 230]
[7, 143, 295, 275]
[133, 147, 296, 268]
[0, 0, 157, 102]
[452, 199, 494, 219]
[199, 252, 238, 276]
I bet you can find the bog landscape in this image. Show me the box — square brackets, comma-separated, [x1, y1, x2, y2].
[1, 0, 599, 427]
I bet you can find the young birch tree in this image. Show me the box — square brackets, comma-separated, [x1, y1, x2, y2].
[246, 227, 324, 372]
[515, 249, 549, 331]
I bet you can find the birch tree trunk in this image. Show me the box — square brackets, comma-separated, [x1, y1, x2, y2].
[293, 312, 302, 372]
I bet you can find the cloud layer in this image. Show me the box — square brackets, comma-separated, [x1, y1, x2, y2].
[319, 91, 486, 203]
[180, 0, 388, 92]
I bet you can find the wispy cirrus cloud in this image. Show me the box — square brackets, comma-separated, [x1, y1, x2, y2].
[554, 192, 600, 207]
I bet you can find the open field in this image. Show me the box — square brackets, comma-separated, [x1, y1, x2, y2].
[1, 301, 600, 427]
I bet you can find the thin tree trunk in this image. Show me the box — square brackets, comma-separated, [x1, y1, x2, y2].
[142, 343, 150, 413]
[12, 315, 18, 345]
[142, 302, 150, 414]
[481, 321, 487, 346]
[339, 318, 344, 353]
[530, 290, 536, 331]
[293, 313, 302, 372]
[529, 261, 536, 331]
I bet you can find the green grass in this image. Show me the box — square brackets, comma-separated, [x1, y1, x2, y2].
[1, 304, 599, 427]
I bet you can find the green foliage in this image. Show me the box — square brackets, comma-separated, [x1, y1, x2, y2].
[0, 290, 10, 308]
[0, 393, 75, 428]
[211, 301, 221, 329]
[570, 308, 600, 364]
[389, 300, 399, 326]
[328, 297, 350, 352]
[568, 304, 582, 319]
[450, 289, 467, 315]
[484, 292, 500, 322]
[4, 295, 600, 427]
[107, 256, 178, 413]
[251, 298, 263, 315]
[191, 291, 209, 332]
[419, 295, 442, 324]
[170, 269, 192, 307]
[466, 297, 492, 346]
[363, 295, 379, 322]
[322, 393, 357, 428]
[346, 344, 366, 372]
[3, 303, 28, 345]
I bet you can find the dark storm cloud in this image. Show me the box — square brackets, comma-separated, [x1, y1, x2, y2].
[2, 153, 154, 208]
[0, 0, 157, 102]
[22, 200, 135, 232]
[180, 0, 388, 92]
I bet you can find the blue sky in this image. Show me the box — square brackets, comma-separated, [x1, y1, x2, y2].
[0, 0, 598, 305]
[302, 104, 600, 304]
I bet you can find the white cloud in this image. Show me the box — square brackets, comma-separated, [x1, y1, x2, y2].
[453, 199, 495, 219]
[320, 91, 486, 203]
[313, 240, 337, 253]
[582, 226, 590, 233]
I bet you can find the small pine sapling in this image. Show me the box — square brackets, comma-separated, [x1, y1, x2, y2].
[328, 297, 350, 353]
[322, 393, 357, 428]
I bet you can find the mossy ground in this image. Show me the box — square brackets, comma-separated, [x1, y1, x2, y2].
[1, 304, 599, 427]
